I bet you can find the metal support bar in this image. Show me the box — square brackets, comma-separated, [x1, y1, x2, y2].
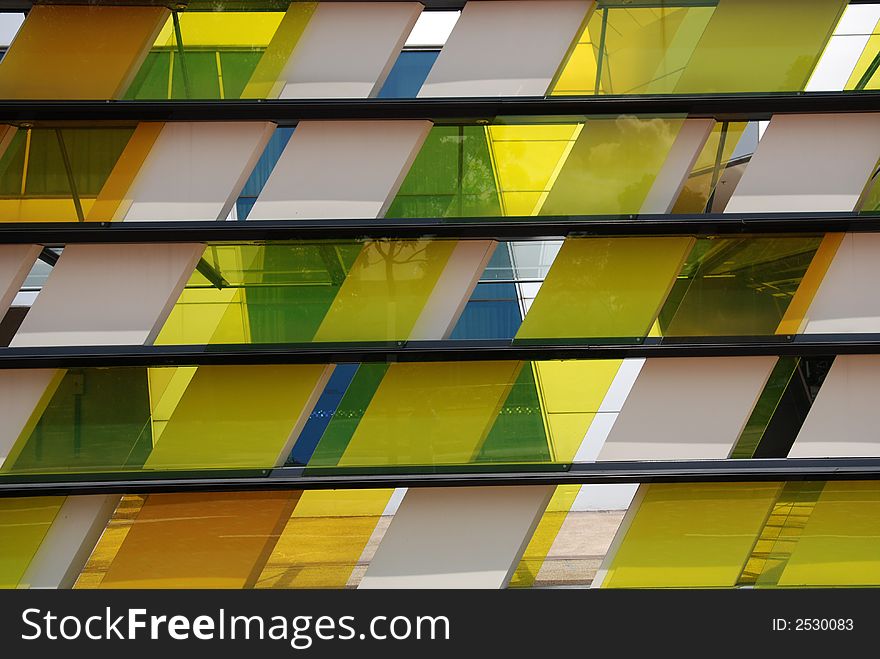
[1, 457, 879, 498]
[0, 212, 876, 245]
[0, 335, 875, 368]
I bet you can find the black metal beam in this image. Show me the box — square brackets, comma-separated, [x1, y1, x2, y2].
[0, 92, 877, 123]
[0, 458, 879, 498]
[0, 212, 877, 245]
[0, 336, 873, 368]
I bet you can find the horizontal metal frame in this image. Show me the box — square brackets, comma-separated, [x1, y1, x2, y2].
[0, 212, 877, 245]
[1, 458, 879, 497]
[0, 93, 878, 123]
[0, 336, 873, 368]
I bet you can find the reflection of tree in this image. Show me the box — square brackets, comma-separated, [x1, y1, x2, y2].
[371, 239, 429, 299]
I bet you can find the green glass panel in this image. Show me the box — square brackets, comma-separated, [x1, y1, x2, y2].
[122, 12, 285, 100]
[158, 242, 363, 345]
[218, 51, 265, 99]
[475, 364, 550, 463]
[171, 50, 221, 99]
[244, 243, 361, 343]
[658, 236, 822, 336]
[123, 52, 170, 100]
[305, 363, 389, 468]
[730, 357, 799, 459]
[385, 125, 502, 219]
[0, 131, 26, 196]
[5, 368, 152, 474]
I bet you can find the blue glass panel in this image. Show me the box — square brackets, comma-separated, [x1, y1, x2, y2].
[377, 50, 439, 99]
[450, 247, 521, 340]
[235, 125, 295, 220]
[287, 363, 359, 465]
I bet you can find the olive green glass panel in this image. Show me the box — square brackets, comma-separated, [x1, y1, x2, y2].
[0, 126, 135, 221]
[657, 236, 822, 336]
[515, 237, 693, 340]
[0, 497, 64, 589]
[552, 0, 846, 95]
[3, 368, 153, 474]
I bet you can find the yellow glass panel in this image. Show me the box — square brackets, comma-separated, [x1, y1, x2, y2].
[143, 364, 328, 469]
[87, 123, 164, 221]
[93, 492, 300, 589]
[552, 6, 715, 95]
[257, 489, 392, 588]
[156, 245, 262, 345]
[540, 117, 685, 215]
[152, 12, 285, 48]
[533, 360, 622, 462]
[604, 483, 782, 588]
[0, 496, 64, 588]
[510, 485, 580, 588]
[778, 481, 880, 587]
[243, 3, 318, 99]
[516, 237, 694, 339]
[845, 26, 880, 90]
[0, 6, 168, 99]
[313, 240, 458, 342]
[337, 361, 522, 467]
[486, 124, 582, 216]
[0, 199, 97, 222]
[673, 0, 846, 93]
